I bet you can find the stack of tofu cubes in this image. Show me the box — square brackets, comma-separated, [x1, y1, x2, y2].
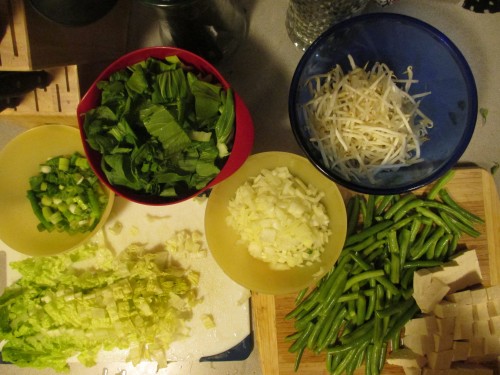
[387, 250, 500, 374]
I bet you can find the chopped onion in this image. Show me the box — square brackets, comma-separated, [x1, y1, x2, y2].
[226, 167, 331, 270]
[303, 55, 433, 183]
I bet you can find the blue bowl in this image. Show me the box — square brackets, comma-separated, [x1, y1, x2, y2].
[289, 13, 478, 195]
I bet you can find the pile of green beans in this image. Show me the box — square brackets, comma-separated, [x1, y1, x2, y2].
[286, 170, 483, 374]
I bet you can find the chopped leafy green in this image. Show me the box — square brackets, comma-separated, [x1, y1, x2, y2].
[83, 56, 235, 198]
[479, 107, 489, 125]
[26, 152, 109, 234]
[0, 239, 199, 372]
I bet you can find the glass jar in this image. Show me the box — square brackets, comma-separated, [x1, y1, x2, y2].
[139, 0, 248, 63]
[285, 0, 370, 50]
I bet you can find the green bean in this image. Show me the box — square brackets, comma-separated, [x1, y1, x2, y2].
[392, 199, 425, 222]
[398, 228, 411, 269]
[365, 344, 374, 375]
[374, 276, 400, 296]
[285, 331, 302, 342]
[343, 236, 376, 254]
[340, 319, 375, 345]
[344, 220, 393, 247]
[295, 302, 323, 330]
[387, 230, 399, 254]
[331, 345, 359, 375]
[444, 211, 481, 238]
[361, 239, 386, 257]
[400, 267, 414, 290]
[384, 193, 416, 220]
[409, 222, 432, 258]
[376, 214, 419, 240]
[344, 270, 385, 292]
[415, 206, 451, 233]
[375, 194, 395, 216]
[294, 287, 309, 305]
[320, 265, 350, 315]
[427, 169, 455, 200]
[365, 288, 376, 321]
[294, 346, 305, 372]
[316, 306, 346, 351]
[408, 217, 422, 243]
[411, 226, 445, 260]
[289, 321, 314, 353]
[390, 253, 400, 284]
[350, 253, 372, 272]
[424, 200, 476, 227]
[327, 329, 372, 354]
[346, 195, 360, 236]
[376, 296, 416, 319]
[447, 233, 460, 257]
[402, 260, 443, 269]
[356, 295, 367, 325]
[370, 340, 383, 375]
[364, 195, 375, 229]
[435, 233, 452, 259]
[425, 237, 437, 259]
[438, 189, 484, 223]
[439, 210, 461, 235]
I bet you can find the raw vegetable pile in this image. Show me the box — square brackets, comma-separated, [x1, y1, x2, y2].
[0, 238, 199, 372]
[226, 166, 331, 270]
[83, 55, 235, 198]
[304, 55, 433, 183]
[26, 152, 109, 234]
[286, 170, 484, 374]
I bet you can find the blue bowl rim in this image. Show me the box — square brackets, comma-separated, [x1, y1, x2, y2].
[289, 12, 478, 195]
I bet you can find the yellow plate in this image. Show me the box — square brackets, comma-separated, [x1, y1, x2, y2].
[205, 151, 347, 295]
[0, 125, 114, 256]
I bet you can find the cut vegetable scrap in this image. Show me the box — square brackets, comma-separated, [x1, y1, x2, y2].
[303, 54, 433, 182]
[164, 229, 207, 258]
[226, 166, 331, 270]
[201, 314, 216, 329]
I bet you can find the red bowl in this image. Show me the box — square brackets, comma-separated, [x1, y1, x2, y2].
[77, 46, 254, 205]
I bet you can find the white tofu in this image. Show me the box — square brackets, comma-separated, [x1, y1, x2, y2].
[403, 334, 435, 356]
[434, 301, 458, 318]
[474, 302, 490, 321]
[454, 321, 473, 340]
[452, 340, 470, 361]
[471, 287, 488, 304]
[414, 269, 451, 313]
[387, 347, 427, 368]
[469, 337, 485, 358]
[485, 335, 500, 356]
[490, 315, 500, 334]
[451, 363, 494, 374]
[446, 289, 472, 305]
[433, 333, 454, 351]
[487, 299, 500, 317]
[427, 350, 454, 369]
[422, 368, 447, 375]
[436, 317, 456, 336]
[405, 316, 439, 336]
[455, 304, 474, 323]
[473, 320, 492, 337]
[431, 250, 483, 293]
[486, 284, 500, 301]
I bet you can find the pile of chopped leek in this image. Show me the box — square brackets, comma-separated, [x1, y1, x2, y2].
[226, 166, 331, 270]
[26, 152, 109, 234]
[304, 55, 433, 183]
[0, 239, 199, 372]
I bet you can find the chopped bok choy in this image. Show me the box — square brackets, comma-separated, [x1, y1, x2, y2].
[26, 152, 109, 234]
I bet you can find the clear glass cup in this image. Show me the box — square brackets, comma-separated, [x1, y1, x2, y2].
[139, 0, 248, 63]
[286, 0, 370, 50]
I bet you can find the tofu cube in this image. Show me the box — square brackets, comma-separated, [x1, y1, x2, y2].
[403, 367, 423, 375]
[446, 289, 472, 305]
[471, 287, 488, 304]
[414, 268, 450, 313]
[452, 340, 470, 361]
[456, 304, 474, 323]
[433, 333, 454, 351]
[486, 284, 500, 300]
[436, 317, 456, 336]
[484, 335, 500, 355]
[454, 321, 473, 340]
[487, 299, 500, 317]
[427, 350, 453, 369]
[468, 337, 485, 358]
[490, 315, 500, 334]
[431, 250, 483, 293]
[473, 320, 492, 337]
[387, 347, 427, 368]
[403, 334, 435, 356]
[405, 316, 438, 336]
[434, 301, 458, 318]
[473, 302, 490, 321]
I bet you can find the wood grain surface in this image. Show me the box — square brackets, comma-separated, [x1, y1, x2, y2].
[252, 167, 500, 375]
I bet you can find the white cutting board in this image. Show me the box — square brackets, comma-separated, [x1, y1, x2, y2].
[0, 195, 251, 364]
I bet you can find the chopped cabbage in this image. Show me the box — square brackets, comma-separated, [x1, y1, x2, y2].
[226, 166, 331, 270]
[304, 55, 433, 183]
[0, 239, 199, 372]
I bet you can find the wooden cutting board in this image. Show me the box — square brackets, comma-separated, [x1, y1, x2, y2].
[252, 167, 500, 375]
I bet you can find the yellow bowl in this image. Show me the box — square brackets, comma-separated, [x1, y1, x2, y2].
[0, 125, 115, 256]
[205, 151, 347, 295]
